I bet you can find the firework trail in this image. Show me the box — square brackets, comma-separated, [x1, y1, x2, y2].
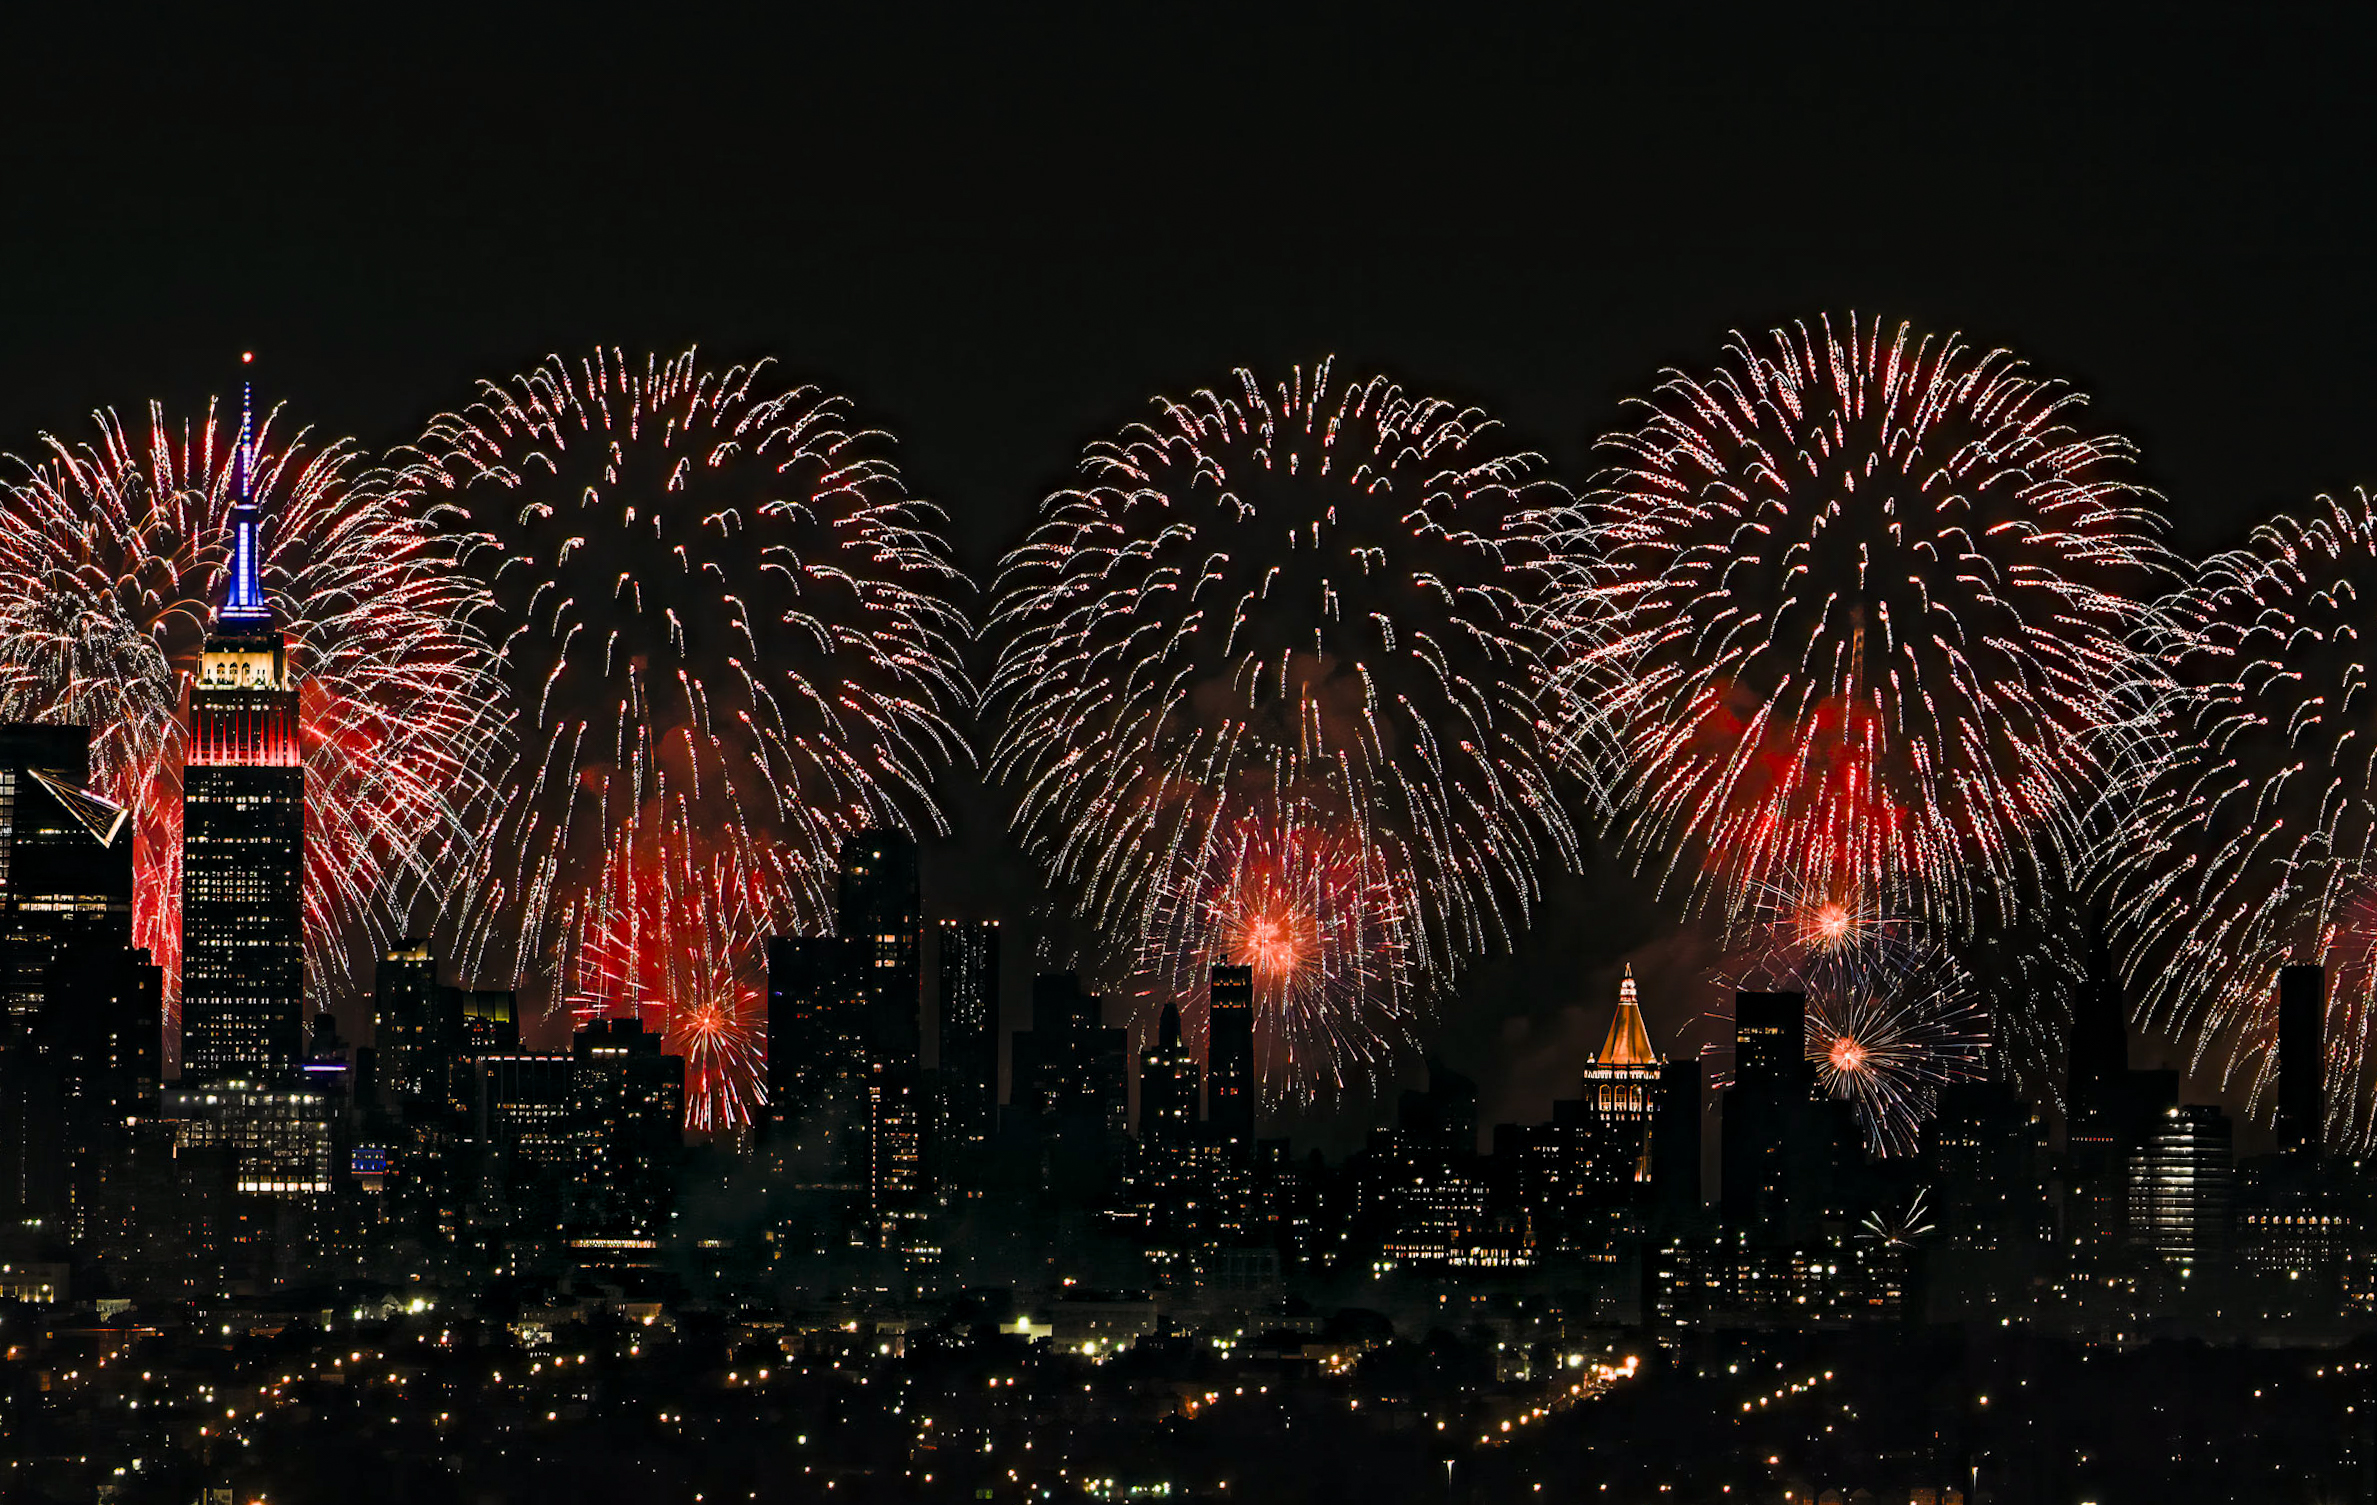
[988, 360, 1579, 1104]
[2114, 490, 2377, 1145]
[390, 349, 970, 1125]
[0, 401, 504, 1028]
[1544, 314, 2181, 939]
[570, 829, 771, 1133]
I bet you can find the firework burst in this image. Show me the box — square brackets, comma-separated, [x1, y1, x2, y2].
[389, 348, 971, 1119]
[0, 400, 504, 1025]
[1137, 804, 1416, 1098]
[570, 829, 771, 1132]
[1546, 314, 2180, 937]
[988, 360, 1579, 1104]
[2114, 490, 2377, 1144]
[1723, 889, 1991, 1156]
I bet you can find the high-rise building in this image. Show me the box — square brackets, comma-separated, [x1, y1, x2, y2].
[1721, 990, 1843, 1241]
[2065, 924, 2133, 1145]
[2128, 1104, 2235, 1268]
[2276, 962, 2325, 1157]
[569, 1016, 684, 1239]
[935, 919, 999, 1186]
[2062, 929, 2177, 1255]
[765, 934, 867, 1125]
[1652, 1058, 1703, 1216]
[1139, 1001, 1201, 1148]
[1010, 972, 1128, 1198]
[1922, 1077, 2037, 1250]
[1207, 964, 1254, 1141]
[179, 443, 306, 1081]
[0, 726, 151, 1233]
[373, 940, 440, 1113]
[473, 1053, 577, 1237]
[839, 828, 922, 1069]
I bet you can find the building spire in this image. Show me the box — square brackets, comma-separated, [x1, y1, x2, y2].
[218, 353, 272, 632]
[1598, 962, 1660, 1066]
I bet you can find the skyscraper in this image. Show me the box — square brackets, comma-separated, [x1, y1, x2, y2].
[1576, 964, 1662, 1192]
[1721, 990, 1815, 1237]
[570, 1016, 684, 1239]
[1207, 964, 1254, 1141]
[1139, 1001, 1201, 1148]
[765, 934, 867, 1126]
[2276, 962, 2325, 1157]
[179, 422, 306, 1081]
[0, 727, 155, 1237]
[839, 828, 922, 1069]
[2127, 1104, 2235, 1268]
[935, 919, 999, 1186]
[373, 940, 440, 1114]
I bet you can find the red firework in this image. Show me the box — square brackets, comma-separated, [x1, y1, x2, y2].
[568, 822, 771, 1130]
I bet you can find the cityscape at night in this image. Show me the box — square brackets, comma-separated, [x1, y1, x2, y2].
[8, 10, 2377, 1505]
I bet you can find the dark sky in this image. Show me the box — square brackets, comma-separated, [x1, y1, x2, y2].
[4, 9, 2371, 1141]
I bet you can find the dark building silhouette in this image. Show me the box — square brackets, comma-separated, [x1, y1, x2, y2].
[1140, 1001, 1201, 1147]
[1361, 1060, 1487, 1266]
[1207, 964, 1254, 1140]
[1721, 990, 1816, 1237]
[936, 919, 999, 1186]
[1010, 972, 1128, 1199]
[840, 828, 922, 1067]
[764, 831, 927, 1224]
[474, 1052, 577, 1239]
[372, 940, 440, 1113]
[179, 476, 306, 1081]
[0, 725, 153, 1236]
[2277, 962, 2325, 1157]
[1653, 1059, 1703, 1216]
[2062, 929, 2178, 1254]
[1923, 1076, 2038, 1251]
[766, 934, 866, 1125]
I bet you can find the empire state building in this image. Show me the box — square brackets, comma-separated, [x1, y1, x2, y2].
[177, 401, 306, 1080]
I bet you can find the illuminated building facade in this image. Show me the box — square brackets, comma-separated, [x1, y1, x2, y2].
[159, 1076, 335, 1195]
[570, 1015, 684, 1238]
[2127, 1104, 2235, 1268]
[179, 456, 306, 1081]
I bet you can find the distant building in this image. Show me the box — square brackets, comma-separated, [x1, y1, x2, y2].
[474, 1053, 577, 1236]
[2127, 1104, 2234, 1269]
[0, 726, 157, 1240]
[935, 919, 1000, 1187]
[1010, 972, 1128, 1199]
[2276, 963, 2325, 1157]
[1207, 964, 1255, 1141]
[372, 940, 440, 1113]
[764, 830, 928, 1228]
[570, 1016, 684, 1239]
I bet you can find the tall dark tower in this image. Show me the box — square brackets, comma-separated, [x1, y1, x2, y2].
[1207, 964, 1255, 1141]
[179, 388, 307, 1081]
[838, 828, 922, 1069]
[2065, 925, 2131, 1143]
[936, 919, 999, 1184]
[1721, 989, 1814, 1237]
[2276, 963, 2325, 1157]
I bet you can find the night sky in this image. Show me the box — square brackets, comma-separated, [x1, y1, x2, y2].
[4, 9, 2372, 1143]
